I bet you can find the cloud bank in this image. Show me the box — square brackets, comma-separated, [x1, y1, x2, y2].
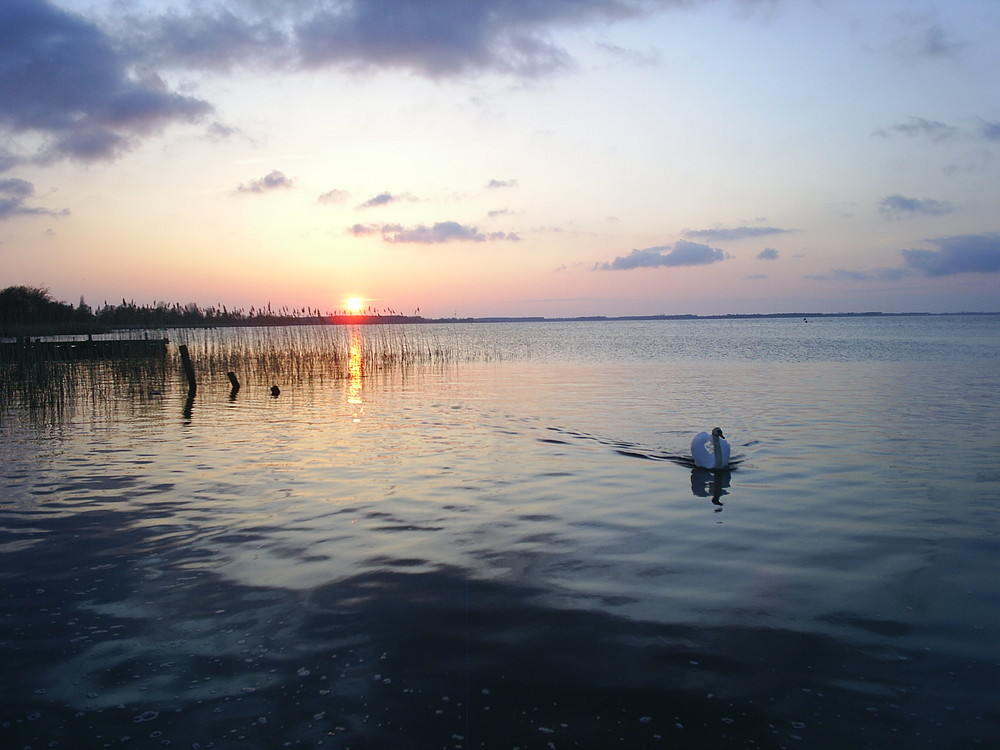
[292, 0, 670, 78]
[902, 233, 1000, 277]
[10, 0, 880, 180]
[808, 233, 1000, 282]
[0, 0, 211, 170]
[1, 0, 695, 171]
[122, 0, 683, 79]
[595, 240, 729, 270]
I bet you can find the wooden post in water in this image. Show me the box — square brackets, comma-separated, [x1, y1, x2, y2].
[178, 344, 196, 394]
[227, 371, 240, 398]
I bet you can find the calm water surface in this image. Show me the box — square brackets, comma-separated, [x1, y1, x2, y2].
[2, 316, 999, 749]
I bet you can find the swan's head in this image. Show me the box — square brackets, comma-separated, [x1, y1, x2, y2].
[712, 427, 726, 439]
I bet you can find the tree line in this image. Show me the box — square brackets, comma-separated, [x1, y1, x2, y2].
[0, 286, 422, 336]
[0, 285, 317, 333]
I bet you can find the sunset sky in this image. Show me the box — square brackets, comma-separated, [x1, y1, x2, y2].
[2, 0, 999, 318]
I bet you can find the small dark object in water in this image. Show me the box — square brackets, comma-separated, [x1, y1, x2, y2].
[178, 344, 196, 395]
[270, 385, 280, 397]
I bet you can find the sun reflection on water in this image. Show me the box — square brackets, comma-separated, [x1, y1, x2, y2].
[348, 327, 363, 422]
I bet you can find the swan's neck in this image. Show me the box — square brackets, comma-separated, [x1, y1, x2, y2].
[711, 434, 724, 469]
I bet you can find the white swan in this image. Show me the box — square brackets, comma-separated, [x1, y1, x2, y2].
[691, 427, 731, 469]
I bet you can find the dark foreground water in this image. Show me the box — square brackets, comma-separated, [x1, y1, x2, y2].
[2, 316, 999, 749]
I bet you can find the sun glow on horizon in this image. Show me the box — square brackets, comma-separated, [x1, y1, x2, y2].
[345, 297, 364, 315]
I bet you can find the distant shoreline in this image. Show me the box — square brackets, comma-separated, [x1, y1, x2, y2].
[95, 309, 1000, 329]
[428, 310, 997, 324]
[4, 310, 997, 338]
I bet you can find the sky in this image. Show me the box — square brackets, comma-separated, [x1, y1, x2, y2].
[1, 0, 999, 318]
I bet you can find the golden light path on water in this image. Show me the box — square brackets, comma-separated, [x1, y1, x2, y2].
[348, 326, 363, 422]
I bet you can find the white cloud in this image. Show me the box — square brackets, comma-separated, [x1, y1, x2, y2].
[0, 178, 69, 220]
[235, 170, 294, 194]
[318, 189, 350, 204]
[683, 226, 791, 241]
[902, 233, 1000, 276]
[595, 240, 729, 270]
[872, 116, 958, 142]
[351, 221, 521, 244]
[879, 194, 954, 218]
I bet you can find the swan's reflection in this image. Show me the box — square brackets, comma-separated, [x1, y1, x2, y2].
[347, 327, 363, 422]
[690, 468, 731, 510]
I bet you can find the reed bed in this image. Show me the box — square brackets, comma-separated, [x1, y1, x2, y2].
[0, 352, 170, 421]
[1, 323, 520, 419]
[172, 324, 462, 391]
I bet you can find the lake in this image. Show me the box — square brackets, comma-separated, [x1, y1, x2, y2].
[2, 315, 998, 749]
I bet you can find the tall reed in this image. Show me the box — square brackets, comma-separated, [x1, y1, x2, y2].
[0, 351, 169, 421]
[2, 323, 501, 419]
[171, 324, 458, 391]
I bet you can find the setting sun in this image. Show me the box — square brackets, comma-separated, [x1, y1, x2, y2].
[345, 297, 364, 315]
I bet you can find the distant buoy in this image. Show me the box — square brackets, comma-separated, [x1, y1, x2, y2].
[270, 385, 280, 397]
